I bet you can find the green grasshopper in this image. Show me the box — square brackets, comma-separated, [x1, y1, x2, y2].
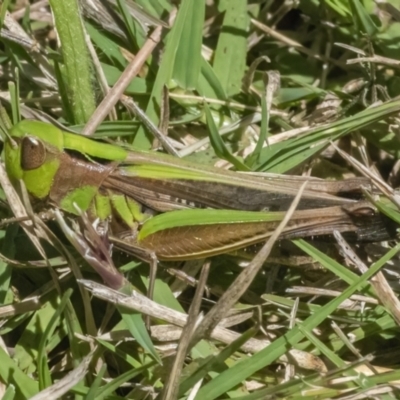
[3, 120, 395, 261]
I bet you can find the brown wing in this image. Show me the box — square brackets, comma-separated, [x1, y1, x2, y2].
[103, 169, 369, 213]
[129, 204, 395, 260]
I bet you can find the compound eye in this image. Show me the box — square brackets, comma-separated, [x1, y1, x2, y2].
[20, 136, 46, 170]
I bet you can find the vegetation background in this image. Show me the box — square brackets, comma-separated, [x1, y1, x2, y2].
[0, 0, 400, 399]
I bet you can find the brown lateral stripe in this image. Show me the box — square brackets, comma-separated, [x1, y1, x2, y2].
[49, 152, 115, 207]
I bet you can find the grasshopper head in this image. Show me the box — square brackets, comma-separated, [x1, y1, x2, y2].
[4, 120, 64, 199]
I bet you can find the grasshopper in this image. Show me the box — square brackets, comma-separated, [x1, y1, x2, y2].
[3, 120, 395, 261]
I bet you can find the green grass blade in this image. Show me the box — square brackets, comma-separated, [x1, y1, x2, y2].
[134, 0, 204, 147]
[195, 242, 400, 399]
[2, 385, 16, 400]
[172, 0, 205, 89]
[48, 0, 96, 124]
[83, 365, 106, 400]
[350, 0, 379, 37]
[8, 80, 21, 125]
[14, 293, 63, 374]
[255, 99, 400, 172]
[0, 0, 11, 31]
[0, 346, 38, 399]
[205, 103, 250, 170]
[179, 327, 258, 396]
[293, 239, 376, 296]
[213, 0, 249, 96]
[37, 289, 73, 390]
[96, 339, 148, 369]
[197, 57, 227, 100]
[118, 283, 161, 364]
[0, 225, 16, 305]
